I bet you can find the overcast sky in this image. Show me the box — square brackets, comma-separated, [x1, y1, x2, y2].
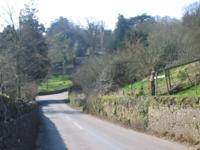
[0, 0, 198, 30]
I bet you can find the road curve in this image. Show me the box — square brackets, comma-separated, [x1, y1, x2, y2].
[35, 92, 190, 150]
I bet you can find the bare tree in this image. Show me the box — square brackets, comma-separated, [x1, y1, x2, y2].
[0, 1, 49, 99]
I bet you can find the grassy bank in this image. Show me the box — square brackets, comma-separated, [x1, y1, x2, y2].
[122, 80, 200, 97]
[175, 84, 200, 96]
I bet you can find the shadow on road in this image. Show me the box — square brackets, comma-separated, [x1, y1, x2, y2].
[35, 106, 68, 150]
[37, 99, 69, 106]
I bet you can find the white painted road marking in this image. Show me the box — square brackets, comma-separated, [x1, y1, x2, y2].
[72, 121, 84, 130]
[64, 115, 84, 130]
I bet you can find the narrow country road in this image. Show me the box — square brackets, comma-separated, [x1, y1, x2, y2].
[35, 92, 190, 150]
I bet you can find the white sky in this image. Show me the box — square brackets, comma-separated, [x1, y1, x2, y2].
[0, 0, 198, 30]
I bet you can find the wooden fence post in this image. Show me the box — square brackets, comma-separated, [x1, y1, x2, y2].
[150, 70, 156, 96]
[165, 69, 170, 94]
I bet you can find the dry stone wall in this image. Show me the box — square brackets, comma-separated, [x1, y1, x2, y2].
[74, 95, 200, 146]
[0, 98, 39, 150]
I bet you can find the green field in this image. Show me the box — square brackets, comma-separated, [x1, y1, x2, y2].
[121, 62, 200, 97]
[175, 83, 200, 96]
[38, 75, 73, 92]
